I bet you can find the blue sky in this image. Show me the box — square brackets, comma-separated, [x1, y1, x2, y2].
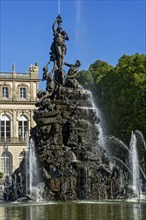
[0, 0, 145, 88]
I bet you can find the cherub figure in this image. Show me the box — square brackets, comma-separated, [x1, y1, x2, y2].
[64, 60, 81, 88]
[42, 61, 55, 95]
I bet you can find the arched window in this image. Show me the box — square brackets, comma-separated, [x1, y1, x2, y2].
[1, 149, 13, 175]
[19, 149, 25, 164]
[0, 115, 11, 141]
[18, 115, 28, 141]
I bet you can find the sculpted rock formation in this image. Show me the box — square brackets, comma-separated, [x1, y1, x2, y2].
[30, 85, 127, 200]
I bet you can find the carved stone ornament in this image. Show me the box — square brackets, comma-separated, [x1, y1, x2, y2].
[0, 110, 13, 119]
[14, 83, 30, 101]
[16, 110, 30, 121]
[29, 63, 39, 74]
[0, 82, 12, 99]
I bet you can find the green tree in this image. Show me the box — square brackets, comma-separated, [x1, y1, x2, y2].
[78, 54, 146, 143]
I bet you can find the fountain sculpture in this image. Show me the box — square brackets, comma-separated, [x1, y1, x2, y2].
[3, 15, 146, 202]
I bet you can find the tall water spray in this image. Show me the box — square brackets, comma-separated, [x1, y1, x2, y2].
[25, 132, 29, 196]
[130, 132, 140, 195]
[26, 138, 43, 201]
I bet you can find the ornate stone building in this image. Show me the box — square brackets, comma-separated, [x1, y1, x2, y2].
[0, 63, 39, 176]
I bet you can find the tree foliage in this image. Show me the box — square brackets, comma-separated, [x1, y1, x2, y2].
[77, 54, 146, 143]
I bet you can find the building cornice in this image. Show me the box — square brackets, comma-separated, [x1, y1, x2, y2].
[0, 101, 37, 105]
[0, 78, 40, 82]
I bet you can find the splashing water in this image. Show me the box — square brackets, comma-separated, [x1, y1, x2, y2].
[77, 90, 105, 148]
[90, 95, 106, 148]
[129, 132, 140, 195]
[107, 136, 129, 151]
[26, 138, 44, 201]
[135, 130, 146, 151]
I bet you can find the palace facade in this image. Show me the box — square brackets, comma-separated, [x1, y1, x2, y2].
[0, 63, 39, 177]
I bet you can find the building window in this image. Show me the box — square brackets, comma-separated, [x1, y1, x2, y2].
[18, 115, 28, 141]
[1, 148, 13, 175]
[2, 87, 9, 98]
[20, 88, 26, 98]
[0, 115, 11, 141]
